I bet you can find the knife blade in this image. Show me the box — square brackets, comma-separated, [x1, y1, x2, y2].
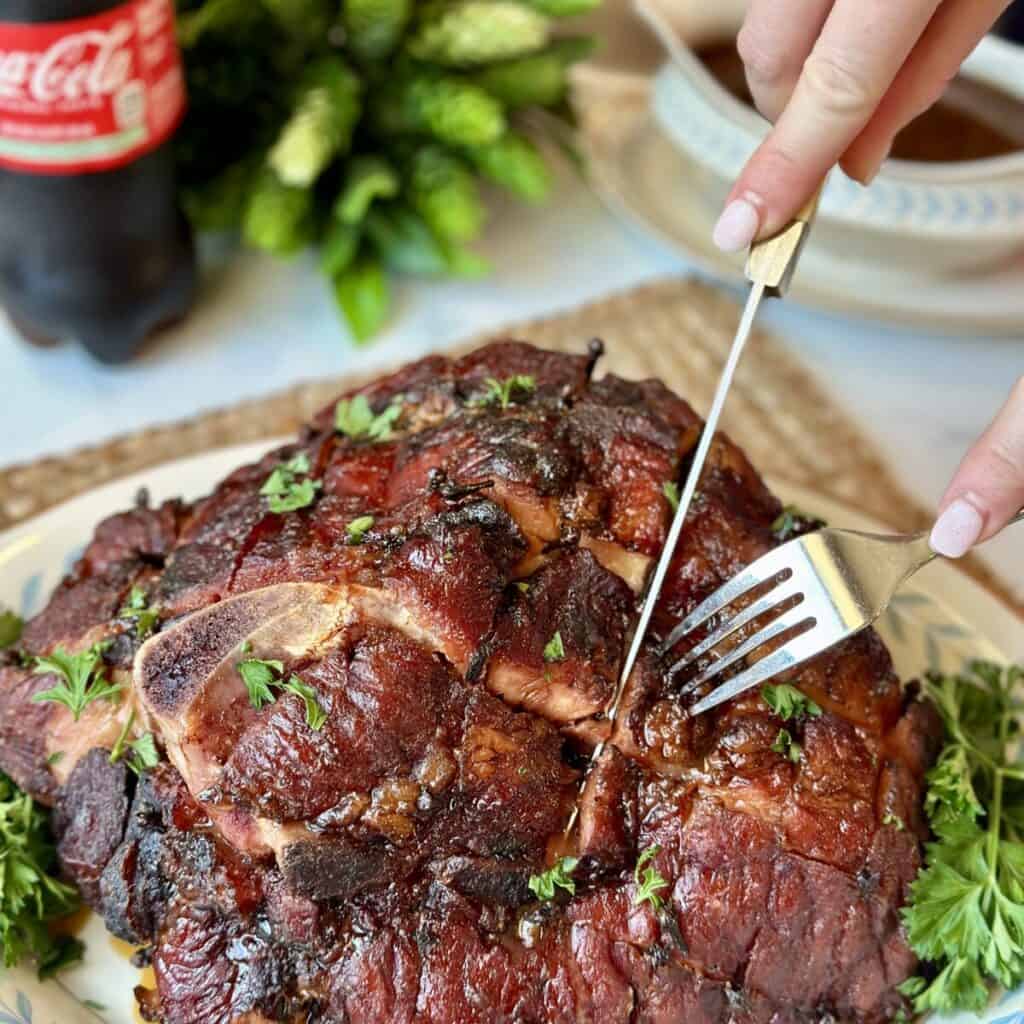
[564, 183, 824, 836]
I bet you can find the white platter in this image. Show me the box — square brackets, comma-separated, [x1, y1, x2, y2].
[0, 442, 1022, 1023]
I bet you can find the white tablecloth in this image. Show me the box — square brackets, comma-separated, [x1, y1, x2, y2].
[1, 168, 1020, 602]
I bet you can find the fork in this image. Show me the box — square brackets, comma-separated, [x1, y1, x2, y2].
[661, 510, 1024, 717]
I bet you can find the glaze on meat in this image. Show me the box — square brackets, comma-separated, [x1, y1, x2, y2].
[0, 342, 941, 1023]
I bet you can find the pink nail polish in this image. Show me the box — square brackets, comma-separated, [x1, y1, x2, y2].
[929, 498, 984, 559]
[712, 197, 760, 253]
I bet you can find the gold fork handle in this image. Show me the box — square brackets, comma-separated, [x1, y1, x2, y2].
[745, 180, 826, 298]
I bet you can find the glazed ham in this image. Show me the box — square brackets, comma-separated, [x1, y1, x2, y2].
[0, 342, 941, 1024]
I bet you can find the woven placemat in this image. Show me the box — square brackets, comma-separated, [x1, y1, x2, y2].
[1, 276, 1017, 616]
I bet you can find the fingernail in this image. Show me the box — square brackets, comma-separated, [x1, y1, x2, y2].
[712, 197, 760, 252]
[930, 497, 984, 559]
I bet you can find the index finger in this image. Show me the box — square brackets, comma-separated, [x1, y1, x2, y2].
[713, 0, 941, 251]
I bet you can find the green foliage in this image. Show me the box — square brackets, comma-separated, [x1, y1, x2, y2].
[260, 453, 322, 513]
[771, 727, 803, 763]
[543, 631, 565, 662]
[901, 661, 1024, 1013]
[770, 504, 824, 541]
[662, 481, 679, 513]
[119, 586, 160, 641]
[174, 0, 593, 341]
[0, 773, 82, 976]
[761, 683, 822, 721]
[31, 644, 121, 722]
[528, 856, 578, 901]
[464, 132, 552, 202]
[108, 712, 160, 775]
[346, 515, 375, 543]
[237, 658, 328, 731]
[407, 1, 549, 67]
[633, 846, 669, 912]
[470, 374, 536, 409]
[334, 394, 403, 441]
[0, 610, 23, 650]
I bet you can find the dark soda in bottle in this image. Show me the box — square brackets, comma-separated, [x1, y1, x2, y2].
[0, 0, 196, 363]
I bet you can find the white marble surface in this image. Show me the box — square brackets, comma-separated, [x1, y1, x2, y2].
[0, 164, 1021, 603]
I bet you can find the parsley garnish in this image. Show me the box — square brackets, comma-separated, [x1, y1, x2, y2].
[45, 752, 64, 766]
[346, 515, 375, 544]
[543, 631, 565, 662]
[108, 711, 160, 775]
[0, 609, 22, 650]
[471, 375, 535, 410]
[237, 658, 327, 731]
[771, 728, 802, 763]
[770, 505, 824, 541]
[239, 658, 284, 710]
[0, 771, 83, 975]
[761, 683, 822, 721]
[634, 845, 669, 912]
[260, 453, 322, 514]
[516, 581, 530, 594]
[528, 856, 578, 901]
[899, 661, 1024, 1014]
[882, 812, 905, 831]
[31, 644, 121, 722]
[280, 675, 328, 731]
[119, 585, 160, 640]
[335, 394, 402, 441]
[663, 481, 680, 514]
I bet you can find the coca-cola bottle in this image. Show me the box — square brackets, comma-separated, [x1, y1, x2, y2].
[0, 0, 196, 363]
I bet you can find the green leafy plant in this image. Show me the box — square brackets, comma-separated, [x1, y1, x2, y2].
[771, 727, 802, 763]
[761, 683, 822, 721]
[108, 712, 160, 776]
[469, 375, 536, 409]
[119, 586, 160, 641]
[633, 845, 669, 912]
[260, 453, 322, 514]
[346, 515, 375, 543]
[237, 657, 328, 731]
[543, 630, 565, 662]
[900, 661, 1024, 1014]
[0, 772, 83, 976]
[31, 644, 121, 722]
[528, 855, 578, 901]
[662, 481, 680, 514]
[335, 394, 403, 440]
[174, 0, 596, 342]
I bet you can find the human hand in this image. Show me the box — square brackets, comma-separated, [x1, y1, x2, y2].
[711, 0, 1012, 252]
[930, 379, 1024, 558]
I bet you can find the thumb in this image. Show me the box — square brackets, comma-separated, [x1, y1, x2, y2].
[930, 378, 1024, 558]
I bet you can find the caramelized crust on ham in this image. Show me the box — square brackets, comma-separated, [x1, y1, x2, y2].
[0, 341, 942, 1024]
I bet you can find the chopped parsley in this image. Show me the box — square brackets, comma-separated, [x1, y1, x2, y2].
[662, 481, 680, 514]
[45, 752, 64, 766]
[471, 375, 535, 410]
[238, 657, 285, 710]
[633, 845, 669, 912]
[770, 504, 823, 541]
[346, 515, 375, 544]
[279, 675, 328, 732]
[237, 657, 327, 732]
[516, 581, 530, 594]
[108, 711, 160, 775]
[0, 771, 83, 976]
[882, 812, 905, 831]
[543, 631, 565, 663]
[899, 661, 1024, 1014]
[119, 585, 160, 640]
[335, 394, 403, 441]
[30, 643, 121, 722]
[761, 683, 822, 721]
[0, 609, 23, 650]
[528, 855, 578, 901]
[771, 728, 802, 763]
[260, 453, 322, 514]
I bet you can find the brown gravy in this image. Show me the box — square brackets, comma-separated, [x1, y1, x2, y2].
[697, 43, 1024, 162]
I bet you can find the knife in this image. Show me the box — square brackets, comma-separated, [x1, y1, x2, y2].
[565, 183, 825, 835]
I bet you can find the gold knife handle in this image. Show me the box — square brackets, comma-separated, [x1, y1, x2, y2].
[745, 180, 826, 298]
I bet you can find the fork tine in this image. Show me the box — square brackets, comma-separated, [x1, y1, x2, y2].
[659, 547, 794, 655]
[689, 627, 824, 716]
[675, 606, 814, 695]
[669, 585, 802, 674]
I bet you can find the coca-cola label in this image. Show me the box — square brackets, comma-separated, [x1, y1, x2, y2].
[0, 0, 185, 174]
